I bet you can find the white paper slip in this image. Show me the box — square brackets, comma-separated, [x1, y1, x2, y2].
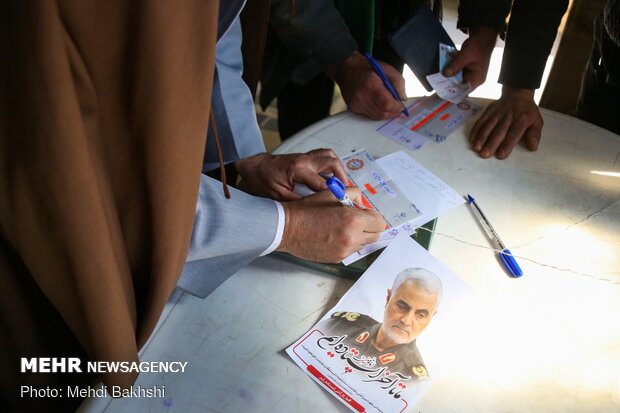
[377, 94, 479, 148]
[287, 235, 474, 413]
[342, 151, 464, 265]
[426, 72, 471, 104]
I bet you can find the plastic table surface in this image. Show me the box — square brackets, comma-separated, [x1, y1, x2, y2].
[80, 99, 620, 413]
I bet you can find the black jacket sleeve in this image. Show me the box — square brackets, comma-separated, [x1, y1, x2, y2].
[499, 0, 569, 89]
[457, 0, 512, 37]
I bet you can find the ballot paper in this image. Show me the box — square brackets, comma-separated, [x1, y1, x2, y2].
[426, 72, 472, 104]
[287, 234, 474, 413]
[377, 94, 480, 150]
[341, 150, 421, 228]
[342, 151, 464, 265]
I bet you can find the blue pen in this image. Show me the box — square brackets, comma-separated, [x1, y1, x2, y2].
[365, 53, 410, 117]
[326, 176, 355, 207]
[466, 194, 523, 278]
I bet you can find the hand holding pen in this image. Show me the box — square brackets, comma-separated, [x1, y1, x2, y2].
[278, 186, 386, 262]
[325, 51, 408, 120]
[326, 176, 365, 209]
[365, 53, 410, 117]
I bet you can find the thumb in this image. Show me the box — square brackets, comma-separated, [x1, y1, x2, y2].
[442, 51, 469, 78]
[344, 186, 363, 205]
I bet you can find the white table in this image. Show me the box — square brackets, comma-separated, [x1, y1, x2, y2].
[80, 101, 620, 413]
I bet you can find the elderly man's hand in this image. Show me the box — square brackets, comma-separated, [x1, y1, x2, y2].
[442, 26, 497, 90]
[469, 87, 543, 159]
[278, 187, 386, 263]
[327, 51, 406, 120]
[235, 148, 347, 201]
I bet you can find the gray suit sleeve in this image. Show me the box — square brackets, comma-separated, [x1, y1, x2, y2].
[203, 17, 266, 172]
[177, 174, 280, 298]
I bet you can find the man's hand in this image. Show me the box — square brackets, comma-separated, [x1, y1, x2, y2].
[327, 51, 406, 120]
[469, 87, 543, 159]
[278, 187, 386, 263]
[235, 148, 347, 201]
[442, 26, 497, 90]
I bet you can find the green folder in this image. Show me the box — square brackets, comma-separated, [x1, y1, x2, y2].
[270, 219, 436, 279]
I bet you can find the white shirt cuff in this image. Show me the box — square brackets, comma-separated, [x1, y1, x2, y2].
[259, 201, 285, 256]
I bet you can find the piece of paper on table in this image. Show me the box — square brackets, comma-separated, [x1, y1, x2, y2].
[341, 150, 421, 228]
[287, 234, 474, 413]
[342, 151, 464, 265]
[377, 94, 480, 149]
[426, 72, 472, 104]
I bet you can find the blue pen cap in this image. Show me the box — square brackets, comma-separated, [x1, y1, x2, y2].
[326, 176, 347, 200]
[500, 249, 523, 278]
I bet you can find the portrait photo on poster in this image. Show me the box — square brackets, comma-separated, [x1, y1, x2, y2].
[287, 235, 475, 413]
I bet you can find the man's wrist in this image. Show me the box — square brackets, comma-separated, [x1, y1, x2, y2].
[325, 51, 364, 83]
[501, 85, 535, 99]
[468, 26, 499, 47]
[276, 202, 294, 254]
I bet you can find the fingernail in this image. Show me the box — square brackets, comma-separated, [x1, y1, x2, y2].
[481, 150, 490, 158]
[444, 69, 453, 77]
[496, 150, 506, 159]
[473, 142, 482, 151]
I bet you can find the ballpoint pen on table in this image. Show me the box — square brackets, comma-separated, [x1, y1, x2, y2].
[466, 194, 523, 278]
[365, 53, 410, 117]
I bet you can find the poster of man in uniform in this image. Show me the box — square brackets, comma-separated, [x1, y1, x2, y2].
[287, 235, 473, 413]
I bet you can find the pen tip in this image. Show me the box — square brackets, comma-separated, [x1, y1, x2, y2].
[466, 194, 475, 203]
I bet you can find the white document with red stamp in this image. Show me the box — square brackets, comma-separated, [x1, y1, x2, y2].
[340, 150, 464, 265]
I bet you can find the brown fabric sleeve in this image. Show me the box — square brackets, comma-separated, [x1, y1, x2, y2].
[0, 0, 219, 408]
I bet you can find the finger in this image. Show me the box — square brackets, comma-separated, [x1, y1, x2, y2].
[307, 148, 339, 159]
[480, 117, 512, 158]
[469, 114, 487, 143]
[471, 115, 499, 152]
[273, 185, 302, 201]
[360, 209, 388, 233]
[368, 90, 403, 120]
[309, 153, 346, 179]
[357, 230, 381, 246]
[295, 168, 329, 193]
[523, 117, 543, 151]
[442, 51, 471, 77]
[495, 117, 531, 159]
[344, 186, 363, 204]
[462, 71, 485, 90]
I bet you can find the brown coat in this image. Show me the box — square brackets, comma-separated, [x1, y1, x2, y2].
[0, 1, 219, 410]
